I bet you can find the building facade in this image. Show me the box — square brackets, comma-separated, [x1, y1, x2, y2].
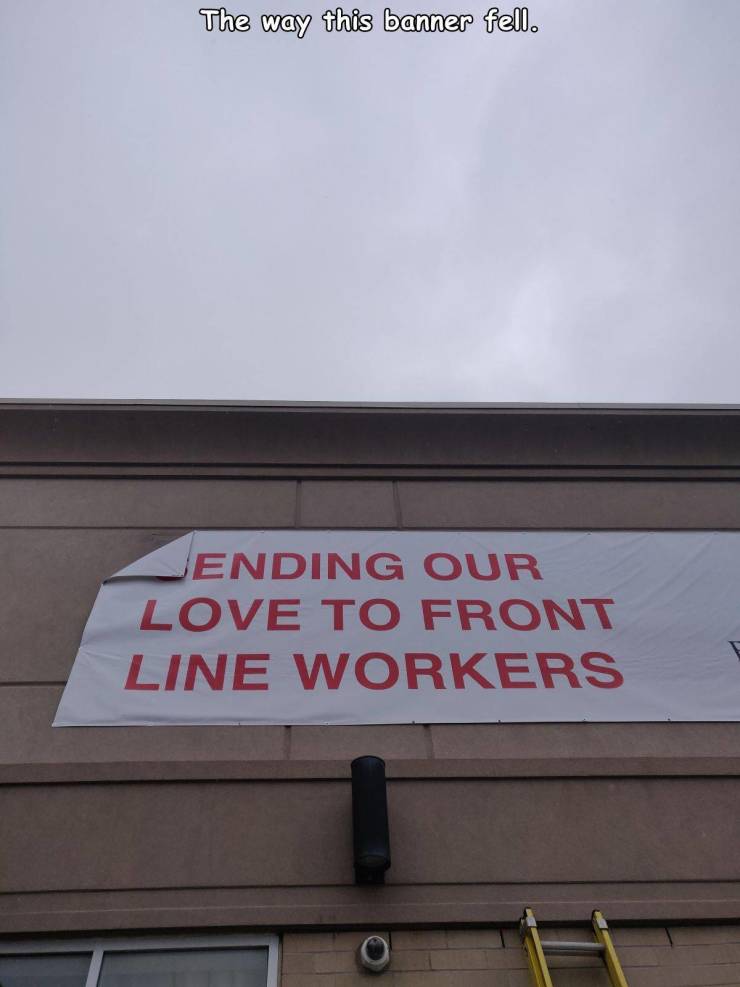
[1, 401, 739, 986]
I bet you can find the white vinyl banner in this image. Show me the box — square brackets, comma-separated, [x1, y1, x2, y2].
[53, 529, 740, 726]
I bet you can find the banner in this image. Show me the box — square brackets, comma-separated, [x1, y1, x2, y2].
[53, 529, 740, 725]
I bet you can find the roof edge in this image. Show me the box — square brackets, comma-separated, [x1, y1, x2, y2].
[2, 399, 740, 413]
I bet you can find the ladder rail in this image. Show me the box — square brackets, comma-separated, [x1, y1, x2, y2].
[520, 909, 555, 987]
[592, 910, 630, 987]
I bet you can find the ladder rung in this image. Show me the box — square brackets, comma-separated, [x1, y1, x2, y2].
[541, 940, 606, 956]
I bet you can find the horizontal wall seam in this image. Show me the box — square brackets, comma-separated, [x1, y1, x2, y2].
[5, 880, 740, 898]
[3, 467, 740, 476]
[2, 762, 740, 784]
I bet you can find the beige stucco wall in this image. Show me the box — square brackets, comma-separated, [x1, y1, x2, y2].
[1, 403, 739, 937]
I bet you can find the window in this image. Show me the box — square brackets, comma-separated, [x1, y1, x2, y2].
[0, 935, 279, 987]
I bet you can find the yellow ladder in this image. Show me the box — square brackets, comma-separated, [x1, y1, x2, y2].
[519, 907, 630, 987]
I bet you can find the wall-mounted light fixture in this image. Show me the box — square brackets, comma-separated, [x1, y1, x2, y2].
[351, 755, 391, 885]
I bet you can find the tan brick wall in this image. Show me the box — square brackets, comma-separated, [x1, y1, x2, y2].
[281, 924, 740, 986]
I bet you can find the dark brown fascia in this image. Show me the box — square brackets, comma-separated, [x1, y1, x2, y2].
[1, 401, 739, 476]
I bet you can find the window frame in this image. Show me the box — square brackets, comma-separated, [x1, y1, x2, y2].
[0, 932, 280, 987]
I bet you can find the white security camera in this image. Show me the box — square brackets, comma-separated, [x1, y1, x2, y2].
[359, 935, 391, 973]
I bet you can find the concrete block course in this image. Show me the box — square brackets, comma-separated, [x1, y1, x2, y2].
[386, 950, 429, 971]
[668, 925, 740, 945]
[333, 932, 390, 950]
[601, 926, 671, 947]
[283, 953, 323, 974]
[314, 952, 363, 974]
[281, 925, 740, 986]
[390, 931, 447, 950]
[444, 928, 504, 948]
[428, 947, 491, 969]
[284, 933, 336, 953]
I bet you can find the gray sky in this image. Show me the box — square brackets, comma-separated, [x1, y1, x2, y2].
[1, 0, 739, 401]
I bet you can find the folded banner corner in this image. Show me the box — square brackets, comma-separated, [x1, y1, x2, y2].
[106, 531, 196, 582]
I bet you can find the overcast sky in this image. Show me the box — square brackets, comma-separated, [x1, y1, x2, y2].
[1, 0, 739, 402]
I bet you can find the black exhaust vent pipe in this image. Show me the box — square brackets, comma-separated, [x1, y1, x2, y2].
[351, 755, 391, 885]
